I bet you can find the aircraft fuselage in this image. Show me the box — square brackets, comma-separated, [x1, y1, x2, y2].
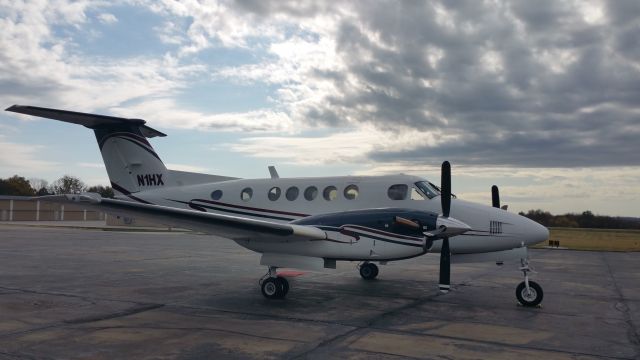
[122, 173, 549, 262]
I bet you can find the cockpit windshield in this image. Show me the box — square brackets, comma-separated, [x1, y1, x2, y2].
[414, 181, 440, 199]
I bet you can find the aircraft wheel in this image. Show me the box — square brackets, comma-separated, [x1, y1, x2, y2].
[261, 277, 285, 299]
[516, 281, 543, 307]
[360, 263, 379, 280]
[276, 276, 289, 296]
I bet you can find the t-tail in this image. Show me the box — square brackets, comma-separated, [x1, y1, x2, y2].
[6, 105, 168, 200]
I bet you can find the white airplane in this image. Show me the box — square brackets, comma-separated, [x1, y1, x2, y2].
[6, 105, 549, 306]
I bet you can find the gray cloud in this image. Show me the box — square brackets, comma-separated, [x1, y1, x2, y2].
[234, 0, 640, 167]
[3, 1, 639, 168]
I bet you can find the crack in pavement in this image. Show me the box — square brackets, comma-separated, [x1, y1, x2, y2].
[0, 286, 141, 306]
[0, 303, 164, 340]
[82, 325, 309, 344]
[64, 303, 165, 324]
[601, 253, 640, 358]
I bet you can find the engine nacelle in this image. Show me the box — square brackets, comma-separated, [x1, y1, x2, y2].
[291, 208, 439, 239]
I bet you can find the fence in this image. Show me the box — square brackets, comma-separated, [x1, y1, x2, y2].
[0, 197, 105, 222]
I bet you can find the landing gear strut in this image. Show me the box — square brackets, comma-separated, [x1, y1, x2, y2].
[516, 258, 543, 307]
[260, 266, 290, 299]
[359, 262, 379, 280]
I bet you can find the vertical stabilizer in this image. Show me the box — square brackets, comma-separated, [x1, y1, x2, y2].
[94, 125, 167, 195]
[5, 105, 168, 198]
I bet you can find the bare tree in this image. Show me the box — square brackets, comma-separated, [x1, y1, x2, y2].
[86, 185, 115, 198]
[29, 178, 49, 195]
[49, 175, 86, 194]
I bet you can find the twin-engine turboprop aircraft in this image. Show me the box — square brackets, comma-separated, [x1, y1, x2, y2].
[6, 105, 549, 306]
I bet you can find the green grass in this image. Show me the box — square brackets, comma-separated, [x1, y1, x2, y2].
[532, 227, 640, 251]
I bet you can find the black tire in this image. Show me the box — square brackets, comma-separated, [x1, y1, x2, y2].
[360, 263, 378, 280]
[516, 281, 543, 307]
[261, 277, 284, 299]
[276, 276, 289, 296]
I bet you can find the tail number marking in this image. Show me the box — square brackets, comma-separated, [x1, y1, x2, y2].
[137, 174, 165, 186]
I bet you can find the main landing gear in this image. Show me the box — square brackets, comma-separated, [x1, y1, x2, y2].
[359, 262, 379, 280]
[260, 266, 290, 299]
[516, 257, 543, 307]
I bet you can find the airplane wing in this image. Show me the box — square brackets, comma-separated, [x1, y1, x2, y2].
[38, 194, 328, 241]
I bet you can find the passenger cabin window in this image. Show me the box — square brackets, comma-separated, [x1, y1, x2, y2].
[268, 187, 281, 201]
[323, 186, 338, 201]
[387, 184, 408, 200]
[304, 186, 318, 201]
[241, 187, 253, 201]
[286, 186, 299, 201]
[211, 190, 223, 200]
[344, 184, 359, 200]
[414, 181, 440, 199]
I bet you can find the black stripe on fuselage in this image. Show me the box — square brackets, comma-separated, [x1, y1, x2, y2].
[111, 181, 153, 204]
[167, 199, 296, 222]
[99, 132, 151, 149]
[350, 232, 424, 248]
[191, 199, 309, 218]
[318, 225, 423, 247]
[99, 133, 163, 162]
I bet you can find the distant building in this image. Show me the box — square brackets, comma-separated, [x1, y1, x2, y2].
[0, 196, 168, 228]
[0, 196, 105, 222]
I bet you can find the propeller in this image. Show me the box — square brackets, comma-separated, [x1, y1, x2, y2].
[492, 185, 509, 210]
[439, 161, 452, 293]
[491, 185, 500, 208]
[441, 161, 451, 217]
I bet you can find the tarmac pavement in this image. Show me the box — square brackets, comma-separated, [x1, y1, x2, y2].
[0, 224, 638, 359]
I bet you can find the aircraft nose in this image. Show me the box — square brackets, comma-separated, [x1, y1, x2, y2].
[523, 218, 549, 246]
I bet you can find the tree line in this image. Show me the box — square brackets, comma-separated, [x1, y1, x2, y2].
[519, 209, 640, 230]
[0, 175, 114, 198]
[2, 174, 638, 229]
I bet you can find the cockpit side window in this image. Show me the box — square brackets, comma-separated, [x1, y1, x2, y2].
[411, 187, 426, 200]
[387, 184, 408, 200]
[414, 181, 440, 199]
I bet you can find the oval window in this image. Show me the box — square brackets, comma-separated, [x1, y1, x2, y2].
[387, 184, 408, 200]
[323, 186, 338, 201]
[241, 187, 253, 202]
[286, 186, 299, 201]
[344, 184, 359, 200]
[304, 186, 318, 201]
[211, 190, 223, 200]
[268, 187, 281, 201]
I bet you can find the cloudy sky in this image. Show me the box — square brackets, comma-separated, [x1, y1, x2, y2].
[1, 0, 639, 216]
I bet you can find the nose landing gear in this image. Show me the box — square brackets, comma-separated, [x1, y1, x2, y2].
[516, 258, 543, 307]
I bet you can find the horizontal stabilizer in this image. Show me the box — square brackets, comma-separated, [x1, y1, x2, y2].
[5, 105, 166, 138]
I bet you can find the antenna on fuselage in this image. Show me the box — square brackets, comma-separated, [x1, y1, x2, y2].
[268, 166, 279, 179]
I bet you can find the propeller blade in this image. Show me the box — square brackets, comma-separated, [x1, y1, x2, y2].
[441, 161, 451, 218]
[491, 185, 500, 208]
[439, 237, 451, 293]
